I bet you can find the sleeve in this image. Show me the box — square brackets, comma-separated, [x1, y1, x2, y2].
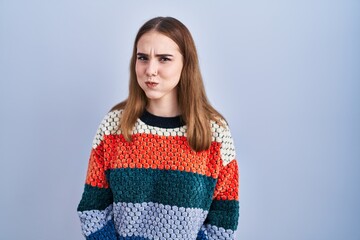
[199, 124, 240, 240]
[76, 113, 118, 240]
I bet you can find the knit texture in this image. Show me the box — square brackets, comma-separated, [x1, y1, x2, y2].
[77, 109, 240, 240]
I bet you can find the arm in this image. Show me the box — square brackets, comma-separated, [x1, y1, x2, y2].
[77, 113, 118, 240]
[199, 124, 240, 240]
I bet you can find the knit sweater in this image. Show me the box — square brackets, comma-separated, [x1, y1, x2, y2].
[77, 109, 240, 240]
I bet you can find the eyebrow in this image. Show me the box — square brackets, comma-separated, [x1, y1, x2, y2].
[137, 52, 174, 58]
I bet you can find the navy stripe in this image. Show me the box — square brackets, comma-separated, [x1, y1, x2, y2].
[196, 230, 209, 240]
[77, 184, 113, 211]
[106, 168, 217, 210]
[140, 109, 184, 128]
[87, 220, 118, 240]
[204, 200, 240, 230]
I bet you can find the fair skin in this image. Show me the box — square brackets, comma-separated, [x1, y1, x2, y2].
[135, 30, 183, 117]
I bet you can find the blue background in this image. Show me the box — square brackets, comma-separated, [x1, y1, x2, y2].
[1, 0, 359, 239]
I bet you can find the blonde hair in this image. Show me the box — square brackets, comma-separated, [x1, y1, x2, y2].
[110, 16, 225, 151]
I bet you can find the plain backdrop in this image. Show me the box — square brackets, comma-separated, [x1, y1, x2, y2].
[0, 0, 359, 239]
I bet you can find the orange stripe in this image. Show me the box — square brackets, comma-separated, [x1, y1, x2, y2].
[102, 133, 222, 178]
[213, 160, 239, 201]
[85, 144, 109, 188]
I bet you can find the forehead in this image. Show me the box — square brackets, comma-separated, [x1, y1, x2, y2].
[137, 31, 180, 54]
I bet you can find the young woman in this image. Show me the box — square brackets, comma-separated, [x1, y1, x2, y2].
[77, 16, 240, 240]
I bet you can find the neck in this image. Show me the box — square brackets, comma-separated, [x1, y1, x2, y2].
[147, 98, 180, 117]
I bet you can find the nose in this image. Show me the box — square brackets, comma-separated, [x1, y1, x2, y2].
[145, 59, 158, 77]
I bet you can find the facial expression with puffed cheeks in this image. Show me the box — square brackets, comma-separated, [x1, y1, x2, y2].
[135, 31, 183, 104]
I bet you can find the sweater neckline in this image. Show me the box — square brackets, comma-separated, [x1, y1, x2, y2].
[139, 109, 185, 129]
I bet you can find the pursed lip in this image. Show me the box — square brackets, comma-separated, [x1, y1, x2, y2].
[145, 81, 159, 87]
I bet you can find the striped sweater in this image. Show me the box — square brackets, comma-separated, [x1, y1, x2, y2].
[77, 109, 240, 240]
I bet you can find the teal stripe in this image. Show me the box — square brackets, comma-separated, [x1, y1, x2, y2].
[105, 168, 217, 210]
[77, 184, 113, 211]
[204, 200, 239, 230]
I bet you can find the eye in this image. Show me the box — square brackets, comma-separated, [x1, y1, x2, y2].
[159, 57, 171, 62]
[137, 55, 148, 61]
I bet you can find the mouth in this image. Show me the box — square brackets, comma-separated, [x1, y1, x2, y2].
[145, 81, 159, 88]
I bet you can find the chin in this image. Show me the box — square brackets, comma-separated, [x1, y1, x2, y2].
[144, 93, 163, 100]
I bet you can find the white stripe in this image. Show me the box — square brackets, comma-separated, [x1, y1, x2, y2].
[211, 121, 236, 166]
[92, 110, 122, 148]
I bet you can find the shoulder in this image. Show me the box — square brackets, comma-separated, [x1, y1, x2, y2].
[210, 117, 232, 141]
[210, 117, 236, 166]
[92, 109, 123, 148]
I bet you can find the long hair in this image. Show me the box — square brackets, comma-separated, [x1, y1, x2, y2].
[110, 16, 224, 151]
